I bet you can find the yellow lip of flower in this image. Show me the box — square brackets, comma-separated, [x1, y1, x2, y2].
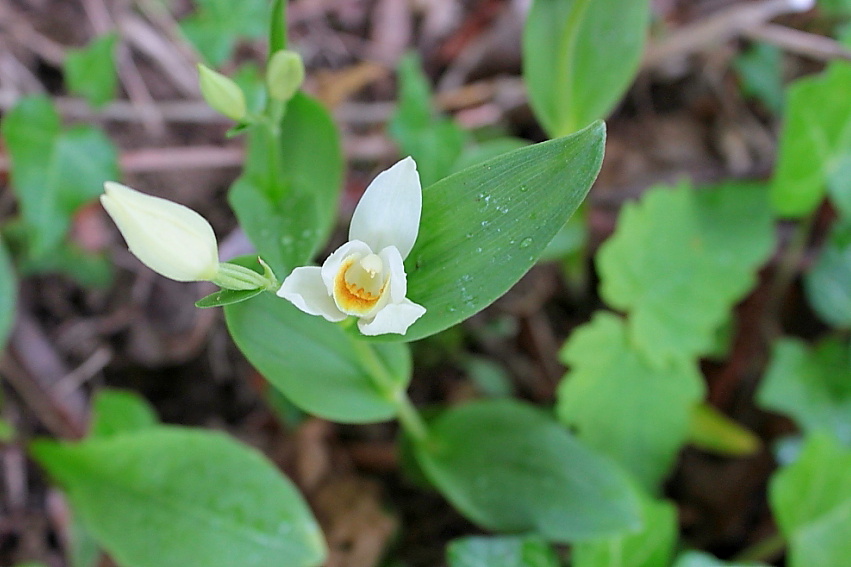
[277, 157, 427, 336]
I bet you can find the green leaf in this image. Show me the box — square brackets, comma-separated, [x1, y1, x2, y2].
[597, 181, 774, 366]
[757, 337, 851, 445]
[673, 551, 769, 567]
[573, 492, 678, 567]
[523, 0, 650, 136]
[389, 52, 467, 187]
[450, 137, 530, 175]
[687, 403, 760, 457]
[90, 390, 158, 438]
[268, 0, 287, 55]
[0, 236, 16, 349]
[225, 292, 411, 422]
[195, 287, 266, 308]
[818, 0, 851, 16]
[447, 535, 559, 567]
[804, 221, 851, 327]
[733, 42, 784, 115]
[771, 62, 851, 217]
[389, 121, 604, 343]
[229, 93, 343, 276]
[557, 313, 705, 488]
[414, 399, 640, 542]
[64, 33, 118, 108]
[1, 96, 119, 258]
[769, 434, 851, 567]
[179, 0, 269, 65]
[31, 427, 326, 567]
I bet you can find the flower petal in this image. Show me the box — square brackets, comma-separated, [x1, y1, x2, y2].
[277, 266, 347, 322]
[349, 157, 422, 259]
[101, 182, 219, 282]
[358, 298, 426, 336]
[379, 246, 407, 303]
[320, 240, 372, 294]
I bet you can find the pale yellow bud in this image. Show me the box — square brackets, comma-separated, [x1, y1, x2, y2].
[266, 50, 305, 102]
[197, 64, 247, 120]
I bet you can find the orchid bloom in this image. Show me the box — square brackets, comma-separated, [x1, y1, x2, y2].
[278, 157, 426, 335]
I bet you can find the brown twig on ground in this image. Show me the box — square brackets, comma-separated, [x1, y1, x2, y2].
[745, 23, 851, 61]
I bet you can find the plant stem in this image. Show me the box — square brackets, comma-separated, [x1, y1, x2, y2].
[733, 532, 786, 563]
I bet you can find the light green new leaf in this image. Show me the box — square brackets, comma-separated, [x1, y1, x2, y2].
[758, 337, 851, 445]
[1, 96, 119, 258]
[687, 403, 760, 457]
[414, 399, 641, 542]
[769, 434, 851, 567]
[229, 93, 343, 275]
[388, 121, 604, 343]
[673, 551, 769, 567]
[771, 62, 851, 217]
[523, 0, 650, 136]
[804, 221, 851, 327]
[558, 313, 705, 488]
[225, 292, 411, 423]
[447, 535, 559, 567]
[0, 237, 16, 349]
[573, 491, 678, 567]
[179, 0, 269, 65]
[64, 33, 118, 108]
[597, 182, 774, 366]
[389, 52, 467, 188]
[89, 389, 158, 438]
[31, 428, 326, 567]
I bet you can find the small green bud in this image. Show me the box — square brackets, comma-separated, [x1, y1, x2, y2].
[266, 50, 305, 102]
[197, 64, 247, 121]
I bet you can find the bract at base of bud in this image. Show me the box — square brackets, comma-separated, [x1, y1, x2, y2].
[212, 260, 278, 291]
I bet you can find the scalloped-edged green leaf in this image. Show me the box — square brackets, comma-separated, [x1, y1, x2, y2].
[804, 221, 851, 327]
[673, 551, 769, 567]
[229, 93, 343, 276]
[225, 292, 411, 423]
[447, 535, 559, 567]
[64, 33, 118, 108]
[89, 390, 158, 438]
[558, 313, 705, 488]
[597, 181, 774, 366]
[758, 337, 851, 445]
[179, 0, 269, 65]
[771, 62, 851, 217]
[31, 428, 326, 567]
[384, 121, 604, 343]
[769, 434, 851, 567]
[523, 0, 650, 136]
[0, 237, 16, 349]
[414, 399, 641, 542]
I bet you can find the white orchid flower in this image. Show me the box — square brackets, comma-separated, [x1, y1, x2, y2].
[278, 157, 426, 336]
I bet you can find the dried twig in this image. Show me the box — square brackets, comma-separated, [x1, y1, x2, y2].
[745, 23, 851, 61]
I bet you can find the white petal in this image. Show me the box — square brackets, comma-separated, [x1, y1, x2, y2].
[277, 266, 347, 322]
[101, 182, 219, 282]
[349, 157, 422, 259]
[379, 246, 407, 303]
[358, 299, 426, 336]
[320, 240, 373, 294]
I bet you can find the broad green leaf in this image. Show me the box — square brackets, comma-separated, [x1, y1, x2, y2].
[673, 551, 769, 567]
[450, 137, 530, 175]
[523, 0, 650, 136]
[733, 42, 784, 115]
[1, 96, 119, 258]
[804, 221, 851, 327]
[31, 428, 326, 567]
[64, 33, 118, 108]
[687, 403, 760, 457]
[414, 399, 641, 542]
[0, 237, 16, 349]
[818, 0, 851, 16]
[268, 0, 287, 55]
[179, 0, 269, 65]
[573, 492, 678, 567]
[557, 313, 705, 488]
[69, 512, 101, 567]
[758, 337, 851, 445]
[229, 93, 343, 276]
[769, 434, 851, 567]
[388, 121, 604, 343]
[597, 182, 774, 366]
[225, 292, 411, 422]
[771, 62, 851, 217]
[447, 535, 559, 567]
[195, 287, 265, 308]
[89, 390, 158, 438]
[389, 52, 467, 187]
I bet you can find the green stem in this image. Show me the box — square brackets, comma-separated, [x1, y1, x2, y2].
[733, 532, 786, 563]
[348, 334, 430, 443]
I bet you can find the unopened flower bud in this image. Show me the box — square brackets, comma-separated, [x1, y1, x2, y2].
[101, 182, 220, 282]
[266, 50, 305, 102]
[198, 64, 247, 120]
